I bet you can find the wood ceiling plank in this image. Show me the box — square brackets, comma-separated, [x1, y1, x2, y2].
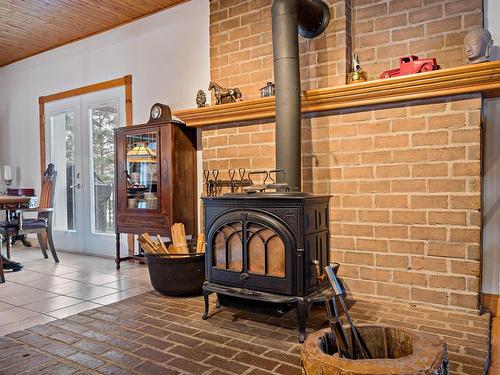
[0, 0, 187, 67]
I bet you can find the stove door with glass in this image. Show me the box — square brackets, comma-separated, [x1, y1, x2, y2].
[206, 210, 295, 295]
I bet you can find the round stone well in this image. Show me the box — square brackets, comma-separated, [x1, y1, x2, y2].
[301, 325, 448, 375]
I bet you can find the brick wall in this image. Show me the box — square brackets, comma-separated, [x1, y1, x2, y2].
[315, 95, 482, 310]
[205, 0, 484, 310]
[353, 0, 483, 80]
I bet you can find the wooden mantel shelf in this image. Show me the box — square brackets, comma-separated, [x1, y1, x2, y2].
[173, 61, 500, 128]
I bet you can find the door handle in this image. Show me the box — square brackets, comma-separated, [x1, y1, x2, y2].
[70, 183, 81, 189]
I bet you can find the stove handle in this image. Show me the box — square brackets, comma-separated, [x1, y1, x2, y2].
[311, 260, 326, 282]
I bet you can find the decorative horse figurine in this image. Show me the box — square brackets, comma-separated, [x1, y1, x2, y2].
[208, 81, 242, 105]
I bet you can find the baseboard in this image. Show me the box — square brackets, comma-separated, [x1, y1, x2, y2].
[482, 293, 500, 316]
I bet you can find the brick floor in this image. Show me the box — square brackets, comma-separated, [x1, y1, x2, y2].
[0, 291, 491, 374]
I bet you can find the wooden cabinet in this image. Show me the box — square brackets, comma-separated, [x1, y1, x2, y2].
[114, 120, 197, 268]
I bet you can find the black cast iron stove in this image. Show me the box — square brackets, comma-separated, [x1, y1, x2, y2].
[202, 191, 330, 342]
[202, 0, 332, 343]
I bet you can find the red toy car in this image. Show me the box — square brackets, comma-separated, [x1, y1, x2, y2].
[380, 55, 439, 79]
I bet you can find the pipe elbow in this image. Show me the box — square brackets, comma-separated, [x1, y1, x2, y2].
[272, 0, 330, 39]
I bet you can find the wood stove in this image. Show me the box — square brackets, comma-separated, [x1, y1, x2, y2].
[201, 0, 332, 343]
[202, 192, 330, 342]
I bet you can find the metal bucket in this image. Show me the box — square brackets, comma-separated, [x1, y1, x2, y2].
[145, 240, 205, 297]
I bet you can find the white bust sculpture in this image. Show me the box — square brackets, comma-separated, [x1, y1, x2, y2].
[464, 28, 493, 64]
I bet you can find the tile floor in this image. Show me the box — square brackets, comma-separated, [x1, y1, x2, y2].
[0, 244, 152, 336]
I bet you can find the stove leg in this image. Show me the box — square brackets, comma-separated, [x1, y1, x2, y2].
[296, 301, 311, 343]
[216, 296, 221, 309]
[202, 289, 210, 320]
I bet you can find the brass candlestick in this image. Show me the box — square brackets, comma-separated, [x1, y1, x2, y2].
[347, 53, 368, 84]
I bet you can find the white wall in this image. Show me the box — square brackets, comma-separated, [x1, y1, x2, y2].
[482, 0, 500, 295]
[0, 0, 209, 190]
[485, 0, 500, 61]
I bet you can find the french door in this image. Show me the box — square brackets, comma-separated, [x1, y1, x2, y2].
[44, 87, 126, 256]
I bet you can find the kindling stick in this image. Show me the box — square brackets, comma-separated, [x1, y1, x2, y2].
[196, 233, 205, 253]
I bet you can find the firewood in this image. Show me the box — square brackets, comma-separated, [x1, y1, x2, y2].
[143, 233, 156, 248]
[138, 234, 158, 255]
[171, 223, 188, 248]
[156, 234, 169, 254]
[196, 233, 205, 253]
[169, 245, 189, 254]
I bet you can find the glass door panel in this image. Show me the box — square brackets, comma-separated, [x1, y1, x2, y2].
[82, 87, 125, 256]
[45, 97, 84, 251]
[89, 102, 119, 234]
[125, 132, 158, 210]
[45, 87, 126, 256]
[50, 110, 76, 231]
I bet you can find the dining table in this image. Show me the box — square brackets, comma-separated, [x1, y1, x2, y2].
[0, 195, 39, 271]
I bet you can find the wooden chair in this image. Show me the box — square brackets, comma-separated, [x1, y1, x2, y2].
[0, 215, 21, 264]
[16, 164, 59, 263]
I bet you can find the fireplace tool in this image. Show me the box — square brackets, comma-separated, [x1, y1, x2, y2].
[203, 168, 253, 196]
[324, 263, 372, 359]
[203, 168, 289, 196]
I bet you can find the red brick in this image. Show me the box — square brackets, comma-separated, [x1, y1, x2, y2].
[450, 260, 480, 276]
[377, 283, 410, 299]
[411, 195, 448, 209]
[427, 16, 462, 35]
[359, 210, 390, 223]
[450, 195, 480, 209]
[392, 25, 424, 41]
[428, 113, 466, 129]
[375, 195, 408, 208]
[428, 211, 466, 225]
[412, 256, 448, 273]
[376, 164, 410, 178]
[358, 31, 390, 47]
[389, 240, 425, 254]
[412, 131, 448, 146]
[375, 14, 408, 31]
[445, 0, 482, 16]
[409, 4, 443, 23]
[412, 163, 448, 177]
[393, 270, 427, 286]
[376, 254, 409, 268]
[393, 210, 426, 224]
[411, 288, 448, 305]
[428, 275, 466, 290]
[410, 226, 447, 241]
[388, 0, 422, 13]
[375, 225, 408, 239]
[345, 252, 374, 266]
[391, 179, 426, 192]
[356, 3, 388, 20]
[360, 267, 392, 281]
[392, 149, 431, 163]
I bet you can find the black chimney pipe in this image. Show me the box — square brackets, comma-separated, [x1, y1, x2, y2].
[272, 0, 330, 191]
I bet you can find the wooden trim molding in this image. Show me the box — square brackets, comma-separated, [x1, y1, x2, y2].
[483, 293, 500, 316]
[173, 61, 500, 128]
[39, 75, 132, 175]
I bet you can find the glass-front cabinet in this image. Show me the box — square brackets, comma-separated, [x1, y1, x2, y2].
[125, 131, 158, 210]
[114, 120, 197, 258]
